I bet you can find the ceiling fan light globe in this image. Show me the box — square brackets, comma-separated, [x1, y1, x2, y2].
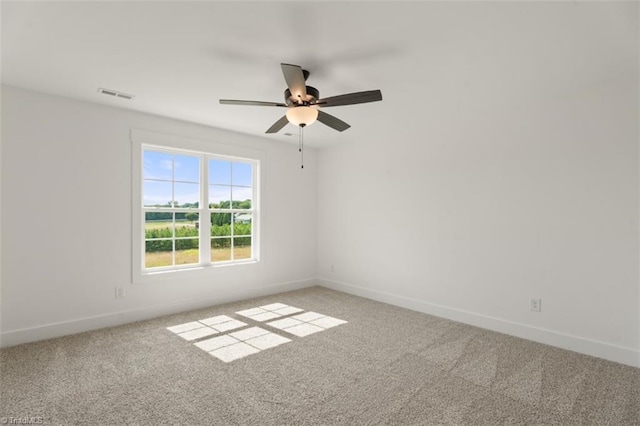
[286, 106, 318, 127]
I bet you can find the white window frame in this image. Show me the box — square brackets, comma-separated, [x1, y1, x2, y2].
[131, 129, 262, 283]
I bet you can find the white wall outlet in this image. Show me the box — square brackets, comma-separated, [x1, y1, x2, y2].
[115, 286, 125, 299]
[530, 298, 542, 312]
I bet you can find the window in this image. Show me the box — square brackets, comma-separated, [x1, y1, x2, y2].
[132, 129, 260, 279]
[209, 159, 254, 263]
[143, 150, 201, 268]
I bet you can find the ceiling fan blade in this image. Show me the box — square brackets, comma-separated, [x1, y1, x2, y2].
[281, 63, 308, 103]
[220, 99, 287, 107]
[317, 110, 351, 132]
[316, 90, 383, 107]
[265, 115, 290, 134]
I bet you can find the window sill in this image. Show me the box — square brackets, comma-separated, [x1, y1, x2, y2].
[132, 260, 260, 284]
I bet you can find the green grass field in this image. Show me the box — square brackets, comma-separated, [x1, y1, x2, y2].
[145, 246, 251, 268]
[145, 221, 196, 230]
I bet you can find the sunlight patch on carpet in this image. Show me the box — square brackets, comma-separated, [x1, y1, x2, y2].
[236, 303, 304, 322]
[166, 317, 247, 341]
[268, 311, 347, 337]
[194, 326, 291, 362]
[166, 303, 347, 362]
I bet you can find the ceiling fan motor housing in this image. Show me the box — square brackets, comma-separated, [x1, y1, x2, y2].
[285, 86, 319, 106]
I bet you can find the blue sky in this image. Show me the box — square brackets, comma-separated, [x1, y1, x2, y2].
[143, 150, 252, 207]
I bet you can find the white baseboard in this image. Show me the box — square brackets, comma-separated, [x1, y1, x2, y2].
[0, 278, 316, 348]
[317, 278, 640, 368]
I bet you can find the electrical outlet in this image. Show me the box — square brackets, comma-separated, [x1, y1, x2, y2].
[530, 298, 541, 312]
[115, 286, 125, 299]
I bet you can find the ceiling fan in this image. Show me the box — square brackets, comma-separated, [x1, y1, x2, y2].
[220, 63, 383, 134]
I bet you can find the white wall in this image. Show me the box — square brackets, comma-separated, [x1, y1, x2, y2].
[1, 86, 318, 345]
[317, 19, 640, 366]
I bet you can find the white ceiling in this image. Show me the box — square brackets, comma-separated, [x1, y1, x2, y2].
[1, 1, 636, 148]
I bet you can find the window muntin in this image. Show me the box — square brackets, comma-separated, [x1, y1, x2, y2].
[141, 146, 257, 272]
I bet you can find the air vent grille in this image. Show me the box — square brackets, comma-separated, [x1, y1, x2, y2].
[98, 88, 134, 100]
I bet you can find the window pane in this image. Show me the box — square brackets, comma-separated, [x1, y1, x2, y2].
[211, 238, 231, 262]
[232, 162, 252, 187]
[174, 182, 199, 208]
[144, 150, 173, 180]
[176, 212, 199, 237]
[176, 248, 199, 265]
[173, 155, 200, 183]
[143, 181, 173, 207]
[209, 185, 231, 208]
[234, 237, 252, 260]
[211, 213, 231, 237]
[175, 239, 199, 265]
[145, 212, 174, 238]
[231, 186, 252, 209]
[209, 160, 231, 185]
[145, 240, 173, 268]
[234, 213, 252, 235]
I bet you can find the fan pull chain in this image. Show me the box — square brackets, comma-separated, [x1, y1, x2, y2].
[299, 124, 305, 169]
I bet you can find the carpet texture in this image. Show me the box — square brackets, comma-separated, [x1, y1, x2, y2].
[1, 287, 638, 425]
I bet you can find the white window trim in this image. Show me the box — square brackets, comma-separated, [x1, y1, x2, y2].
[131, 129, 264, 283]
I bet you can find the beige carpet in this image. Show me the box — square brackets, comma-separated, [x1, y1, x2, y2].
[1, 287, 638, 425]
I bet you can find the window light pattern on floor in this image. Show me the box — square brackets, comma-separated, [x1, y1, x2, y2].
[267, 311, 347, 337]
[166, 315, 246, 341]
[195, 327, 291, 362]
[166, 303, 347, 363]
[236, 303, 304, 322]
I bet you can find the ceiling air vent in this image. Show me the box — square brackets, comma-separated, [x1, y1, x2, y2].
[97, 88, 134, 100]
